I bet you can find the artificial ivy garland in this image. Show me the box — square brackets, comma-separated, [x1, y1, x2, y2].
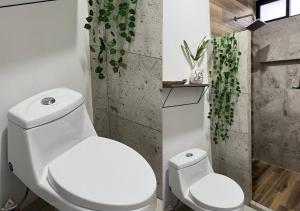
[208, 34, 242, 144]
[84, 0, 138, 79]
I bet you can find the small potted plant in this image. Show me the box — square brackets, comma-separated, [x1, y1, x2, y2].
[181, 37, 209, 84]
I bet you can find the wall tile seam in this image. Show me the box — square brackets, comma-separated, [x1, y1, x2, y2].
[108, 112, 162, 133]
[229, 129, 250, 135]
[90, 44, 162, 60]
[222, 161, 252, 173]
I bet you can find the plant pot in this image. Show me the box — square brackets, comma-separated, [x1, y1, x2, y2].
[190, 65, 204, 84]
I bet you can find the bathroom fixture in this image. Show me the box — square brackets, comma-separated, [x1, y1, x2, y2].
[169, 149, 244, 211]
[234, 14, 266, 31]
[7, 88, 157, 211]
[162, 81, 209, 108]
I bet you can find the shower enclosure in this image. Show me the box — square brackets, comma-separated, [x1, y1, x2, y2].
[252, 15, 300, 210]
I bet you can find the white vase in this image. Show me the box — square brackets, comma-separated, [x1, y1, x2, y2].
[190, 65, 204, 84]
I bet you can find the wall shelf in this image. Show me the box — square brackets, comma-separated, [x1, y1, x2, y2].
[162, 81, 209, 108]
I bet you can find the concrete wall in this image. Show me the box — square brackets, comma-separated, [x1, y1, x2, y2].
[162, 0, 211, 209]
[0, 0, 91, 206]
[210, 31, 252, 204]
[252, 15, 300, 172]
[90, 0, 163, 198]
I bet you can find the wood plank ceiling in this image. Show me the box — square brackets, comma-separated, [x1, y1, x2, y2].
[210, 0, 256, 36]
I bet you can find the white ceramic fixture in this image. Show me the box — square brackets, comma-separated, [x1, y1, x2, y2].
[7, 88, 157, 211]
[169, 149, 244, 211]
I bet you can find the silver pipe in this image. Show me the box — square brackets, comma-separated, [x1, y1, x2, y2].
[0, 188, 29, 211]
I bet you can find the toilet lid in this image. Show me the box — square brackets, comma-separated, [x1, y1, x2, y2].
[47, 136, 156, 211]
[189, 173, 244, 211]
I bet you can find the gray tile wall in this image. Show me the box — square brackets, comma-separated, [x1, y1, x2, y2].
[89, 0, 163, 198]
[252, 16, 300, 172]
[210, 31, 252, 204]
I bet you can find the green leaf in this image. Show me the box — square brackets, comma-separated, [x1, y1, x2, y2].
[129, 16, 136, 21]
[128, 21, 135, 28]
[129, 31, 135, 37]
[120, 49, 126, 55]
[89, 10, 94, 16]
[84, 24, 91, 30]
[119, 23, 127, 31]
[129, 9, 136, 14]
[183, 40, 195, 61]
[118, 57, 123, 63]
[120, 32, 127, 38]
[95, 66, 103, 73]
[110, 48, 117, 54]
[113, 66, 119, 73]
[126, 36, 132, 42]
[110, 60, 117, 66]
[105, 23, 111, 29]
[86, 16, 93, 23]
[98, 73, 105, 79]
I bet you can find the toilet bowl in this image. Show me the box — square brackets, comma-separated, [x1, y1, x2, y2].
[169, 149, 244, 211]
[7, 88, 157, 211]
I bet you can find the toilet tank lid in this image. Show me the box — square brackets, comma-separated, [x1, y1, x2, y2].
[169, 148, 207, 170]
[8, 88, 84, 129]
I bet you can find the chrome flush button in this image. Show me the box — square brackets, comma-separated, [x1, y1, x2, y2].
[41, 97, 56, 105]
[186, 153, 193, 157]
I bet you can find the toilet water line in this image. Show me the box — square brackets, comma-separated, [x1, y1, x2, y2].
[0, 188, 29, 211]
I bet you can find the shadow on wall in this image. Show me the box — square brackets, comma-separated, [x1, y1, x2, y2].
[163, 99, 205, 141]
[0, 0, 77, 69]
[1, 128, 25, 205]
[252, 44, 270, 72]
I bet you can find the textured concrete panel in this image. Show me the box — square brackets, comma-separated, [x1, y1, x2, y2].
[232, 94, 250, 133]
[224, 131, 251, 171]
[261, 65, 286, 89]
[258, 87, 284, 115]
[90, 45, 108, 111]
[285, 89, 300, 117]
[286, 63, 300, 88]
[253, 15, 300, 62]
[109, 114, 162, 198]
[254, 142, 282, 167]
[237, 31, 251, 94]
[107, 52, 162, 131]
[93, 108, 110, 138]
[127, 0, 162, 58]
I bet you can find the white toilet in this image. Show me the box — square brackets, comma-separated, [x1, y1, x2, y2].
[7, 88, 157, 211]
[169, 149, 244, 211]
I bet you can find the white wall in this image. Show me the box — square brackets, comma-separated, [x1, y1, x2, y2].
[0, 0, 92, 206]
[163, 0, 211, 208]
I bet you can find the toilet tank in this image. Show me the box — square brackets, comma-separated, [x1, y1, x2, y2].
[7, 88, 96, 186]
[168, 148, 213, 198]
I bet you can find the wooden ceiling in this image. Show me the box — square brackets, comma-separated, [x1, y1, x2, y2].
[210, 0, 256, 36]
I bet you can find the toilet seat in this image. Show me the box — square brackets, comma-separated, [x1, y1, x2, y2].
[47, 136, 157, 211]
[189, 173, 244, 211]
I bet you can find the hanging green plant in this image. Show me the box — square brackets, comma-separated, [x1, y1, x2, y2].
[208, 34, 242, 144]
[84, 0, 138, 79]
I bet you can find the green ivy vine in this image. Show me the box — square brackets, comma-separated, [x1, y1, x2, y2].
[208, 34, 242, 144]
[84, 0, 138, 79]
